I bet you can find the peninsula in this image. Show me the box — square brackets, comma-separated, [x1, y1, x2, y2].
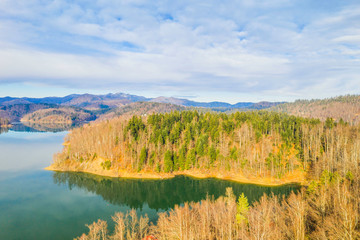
[47, 110, 357, 186]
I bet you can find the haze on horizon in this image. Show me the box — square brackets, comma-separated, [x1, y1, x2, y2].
[0, 0, 359, 103]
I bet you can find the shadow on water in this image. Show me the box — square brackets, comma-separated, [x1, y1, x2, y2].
[53, 172, 300, 210]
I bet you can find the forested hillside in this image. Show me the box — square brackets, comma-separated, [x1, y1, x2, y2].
[51, 110, 359, 186]
[21, 108, 96, 123]
[0, 103, 57, 122]
[66, 111, 360, 239]
[0, 93, 281, 123]
[272, 95, 360, 125]
[98, 102, 186, 120]
[0, 93, 280, 111]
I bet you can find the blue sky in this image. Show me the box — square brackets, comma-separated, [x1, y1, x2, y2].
[0, 0, 359, 103]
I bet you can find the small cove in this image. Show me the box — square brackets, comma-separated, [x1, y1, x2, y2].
[0, 126, 300, 239]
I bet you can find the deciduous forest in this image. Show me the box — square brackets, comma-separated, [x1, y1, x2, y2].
[50, 110, 360, 239]
[272, 95, 360, 125]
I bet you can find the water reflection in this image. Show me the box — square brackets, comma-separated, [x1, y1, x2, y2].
[0, 127, 9, 134]
[0, 122, 86, 134]
[53, 172, 300, 210]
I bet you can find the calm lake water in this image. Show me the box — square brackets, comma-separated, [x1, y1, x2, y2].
[0, 126, 300, 240]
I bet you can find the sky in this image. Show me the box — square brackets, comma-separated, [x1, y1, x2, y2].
[0, 0, 359, 103]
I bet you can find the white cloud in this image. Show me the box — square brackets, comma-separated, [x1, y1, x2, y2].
[0, 0, 359, 101]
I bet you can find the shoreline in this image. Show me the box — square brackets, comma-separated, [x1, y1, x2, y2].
[45, 165, 304, 187]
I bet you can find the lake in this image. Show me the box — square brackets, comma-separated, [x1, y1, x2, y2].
[0, 126, 300, 239]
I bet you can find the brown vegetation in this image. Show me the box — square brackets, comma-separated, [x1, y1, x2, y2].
[76, 174, 360, 239]
[21, 107, 95, 123]
[51, 111, 360, 186]
[98, 102, 186, 121]
[0, 103, 56, 122]
[53, 110, 360, 239]
[272, 95, 360, 125]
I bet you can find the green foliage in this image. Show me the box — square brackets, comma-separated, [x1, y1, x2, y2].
[101, 160, 111, 170]
[178, 146, 187, 170]
[138, 147, 148, 171]
[196, 134, 208, 156]
[307, 181, 319, 195]
[236, 193, 249, 224]
[325, 117, 335, 129]
[149, 152, 156, 167]
[173, 153, 180, 171]
[61, 110, 345, 180]
[255, 130, 262, 143]
[230, 147, 237, 160]
[208, 145, 217, 164]
[155, 162, 161, 173]
[222, 120, 234, 134]
[346, 171, 354, 182]
[164, 150, 174, 173]
[185, 149, 196, 170]
[126, 115, 145, 140]
[338, 118, 347, 126]
[320, 170, 340, 185]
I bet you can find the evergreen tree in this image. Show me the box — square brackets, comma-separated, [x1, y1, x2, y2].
[138, 147, 147, 171]
[185, 149, 196, 170]
[164, 150, 173, 172]
[236, 193, 249, 224]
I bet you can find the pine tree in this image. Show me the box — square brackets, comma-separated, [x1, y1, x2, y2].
[164, 150, 173, 173]
[138, 147, 147, 171]
[236, 193, 249, 224]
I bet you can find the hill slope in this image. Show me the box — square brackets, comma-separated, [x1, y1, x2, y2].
[21, 107, 96, 123]
[98, 102, 186, 120]
[0, 103, 58, 122]
[149, 96, 282, 109]
[0, 93, 281, 112]
[272, 95, 360, 124]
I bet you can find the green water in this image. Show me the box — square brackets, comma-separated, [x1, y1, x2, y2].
[0, 127, 300, 240]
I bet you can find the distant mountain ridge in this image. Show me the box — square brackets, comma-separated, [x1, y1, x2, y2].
[0, 93, 148, 107]
[0, 92, 283, 123]
[0, 93, 281, 110]
[2, 93, 359, 126]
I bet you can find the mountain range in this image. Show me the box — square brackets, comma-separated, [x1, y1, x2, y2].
[1, 93, 359, 125]
[0, 93, 281, 110]
[0, 92, 282, 122]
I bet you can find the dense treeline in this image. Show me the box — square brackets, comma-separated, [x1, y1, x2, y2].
[77, 175, 360, 239]
[54, 110, 360, 182]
